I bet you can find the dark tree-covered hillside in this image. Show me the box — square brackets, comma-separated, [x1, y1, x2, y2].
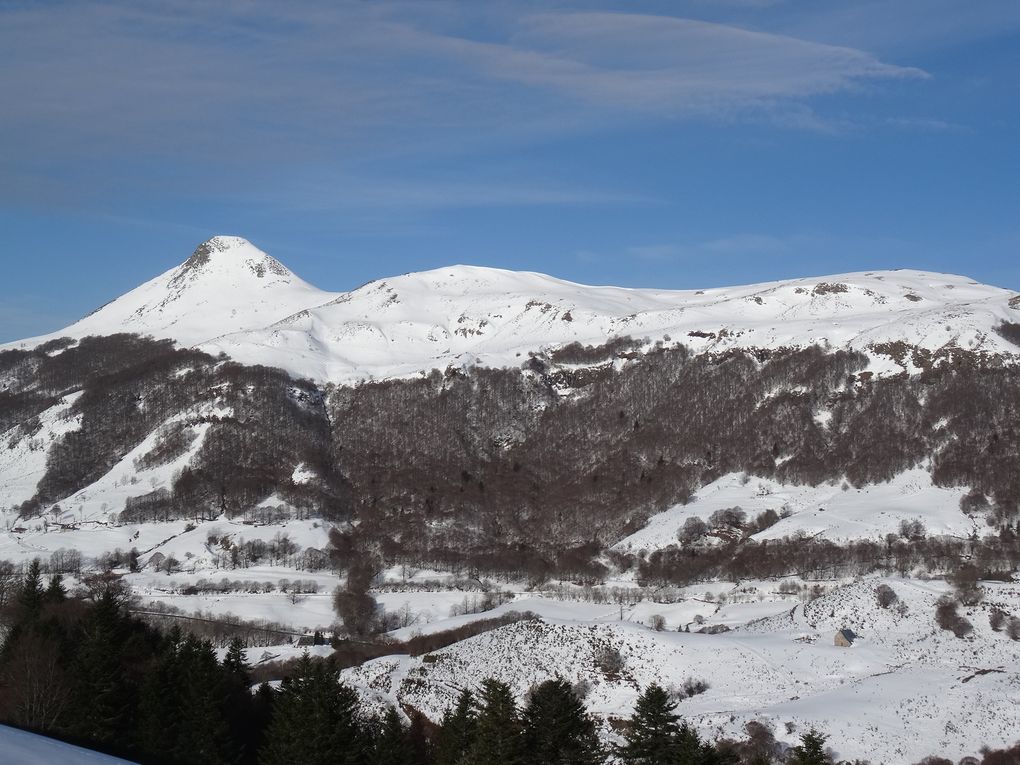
[4, 334, 1020, 578]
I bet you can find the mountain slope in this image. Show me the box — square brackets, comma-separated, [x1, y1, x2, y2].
[6, 236, 336, 349]
[5, 237, 1019, 382]
[208, 265, 1020, 382]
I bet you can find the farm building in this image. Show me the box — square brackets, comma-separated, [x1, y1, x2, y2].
[835, 628, 857, 647]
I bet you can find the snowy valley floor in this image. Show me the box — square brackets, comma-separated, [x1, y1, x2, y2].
[9, 562, 1014, 764]
[2, 495, 1019, 763]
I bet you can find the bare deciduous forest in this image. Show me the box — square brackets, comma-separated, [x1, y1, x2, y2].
[4, 334, 1019, 582]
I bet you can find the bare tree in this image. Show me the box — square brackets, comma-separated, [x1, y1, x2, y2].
[0, 635, 70, 729]
[594, 644, 625, 678]
[77, 572, 137, 610]
[875, 583, 899, 609]
[332, 559, 384, 638]
[947, 564, 983, 606]
[0, 559, 18, 611]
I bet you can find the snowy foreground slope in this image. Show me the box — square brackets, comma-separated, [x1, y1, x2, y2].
[5, 236, 1019, 383]
[342, 578, 1020, 764]
[0, 725, 137, 765]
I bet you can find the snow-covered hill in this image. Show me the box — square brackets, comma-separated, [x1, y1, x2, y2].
[341, 578, 1020, 764]
[5, 236, 1019, 383]
[616, 469, 979, 552]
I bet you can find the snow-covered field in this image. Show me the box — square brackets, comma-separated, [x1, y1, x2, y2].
[0, 725, 137, 764]
[617, 468, 978, 552]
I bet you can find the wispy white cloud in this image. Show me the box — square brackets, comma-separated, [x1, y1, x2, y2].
[882, 116, 966, 132]
[251, 176, 655, 213]
[778, 0, 1020, 57]
[0, 1, 932, 214]
[503, 13, 926, 107]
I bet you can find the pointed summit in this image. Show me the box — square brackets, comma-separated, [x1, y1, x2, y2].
[181, 235, 255, 271]
[7, 236, 337, 350]
[168, 236, 294, 292]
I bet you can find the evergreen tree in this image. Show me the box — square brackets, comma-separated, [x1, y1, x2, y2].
[17, 558, 44, 619]
[788, 729, 831, 765]
[260, 653, 370, 765]
[520, 678, 604, 765]
[172, 635, 232, 765]
[373, 706, 414, 765]
[44, 573, 66, 603]
[66, 594, 131, 746]
[406, 710, 436, 765]
[464, 679, 524, 765]
[436, 688, 478, 765]
[223, 636, 252, 685]
[232, 681, 275, 765]
[695, 738, 739, 765]
[616, 684, 690, 764]
[675, 721, 712, 765]
[222, 637, 260, 763]
[136, 630, 183, 758]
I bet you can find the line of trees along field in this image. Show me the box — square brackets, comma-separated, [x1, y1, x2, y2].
[4, 334, 1020, 580]
[2, 568, 1018, 765]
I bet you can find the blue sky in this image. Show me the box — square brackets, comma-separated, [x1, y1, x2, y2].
[1, 0, 1018, 341]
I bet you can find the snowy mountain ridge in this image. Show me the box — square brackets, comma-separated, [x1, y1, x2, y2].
[6, 236, 1019, 382]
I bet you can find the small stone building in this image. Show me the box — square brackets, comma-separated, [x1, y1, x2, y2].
[834, 628, 857, 647]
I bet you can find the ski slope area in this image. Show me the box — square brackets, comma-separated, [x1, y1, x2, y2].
[342, 578, 1020, 764]
[0, 725, 137, 765]
[616, 469, 978, 552]
[4, 236, 1019, 383]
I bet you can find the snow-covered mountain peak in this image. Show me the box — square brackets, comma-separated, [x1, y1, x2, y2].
[168, 235, 296, 290]
[333, 264, 582, 305]
[5, 237, 338, 350]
